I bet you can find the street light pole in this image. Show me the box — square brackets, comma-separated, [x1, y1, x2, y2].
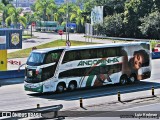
[67, 0, 70, 41]
[66, 0, 69, 41]
[66, 0, 68, 41]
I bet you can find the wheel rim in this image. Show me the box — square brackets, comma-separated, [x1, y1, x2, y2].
[57, 85, 64, 92]
[69, 84, 75, 90]
[130, 76, 135, 83]
[121, 78, 126, 85]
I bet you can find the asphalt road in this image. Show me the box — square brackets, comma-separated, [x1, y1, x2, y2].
[0, 59, 160, 112]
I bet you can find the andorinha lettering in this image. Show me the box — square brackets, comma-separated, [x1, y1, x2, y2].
[78, 57, 120, 66]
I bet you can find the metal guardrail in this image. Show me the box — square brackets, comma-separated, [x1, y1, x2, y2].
[0, 69, 25, 80]
[85, 35, 160, 42]
[1, 104, 63, 119]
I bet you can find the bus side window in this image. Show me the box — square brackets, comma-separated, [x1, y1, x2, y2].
[89, 49, 97, 58]
[106, 47, 121, 57]
[62, 51, 76, 63]
[51, 53, 59, 62]
[81, 50, 90, 59]
[97, 48, 104, 58]
[45, 54, 53, 64]
[75, 51, 81, 60]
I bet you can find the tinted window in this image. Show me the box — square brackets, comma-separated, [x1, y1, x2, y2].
[62, 47, 122, 63]
[27, 52, 45, 66]
[58, 64, 122, 78]
[44, 50, 62, 64]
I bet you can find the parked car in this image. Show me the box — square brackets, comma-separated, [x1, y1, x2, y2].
[154, 44, 160, 52]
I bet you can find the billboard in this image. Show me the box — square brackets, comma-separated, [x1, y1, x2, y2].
[91, 6, 103, 25]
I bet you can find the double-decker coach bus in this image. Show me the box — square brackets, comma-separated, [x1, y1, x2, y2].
[24, 42, 151, 93]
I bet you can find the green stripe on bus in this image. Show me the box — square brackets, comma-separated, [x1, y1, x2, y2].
[24, 85, 43, 93]
[86, 75, 94, 87]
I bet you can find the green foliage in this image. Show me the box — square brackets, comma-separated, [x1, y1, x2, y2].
[0, 3, 13, 26]
[34, 0, 56, 21]
[92, 0, 160, 39]
[150, 40, 160, 51]
[139, 11, 160, 39]
[103, 13, 123, 37]
[5, 7, 27, 28]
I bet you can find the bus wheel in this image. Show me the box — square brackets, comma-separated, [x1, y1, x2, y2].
[56, 83, 65, 93]
[129, 74, 137, 83]
[120, 75, 127, 85]
[68, 82, 77, 91]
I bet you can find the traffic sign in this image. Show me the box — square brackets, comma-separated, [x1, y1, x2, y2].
[58, 30, 63, 35]
[67, 23, 76, 28]
[31, 22, 36, 27]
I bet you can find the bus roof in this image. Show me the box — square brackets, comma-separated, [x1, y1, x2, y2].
[65, 42, 149, 51]
[32, 47, 65, 53]
[32, 42, 149, 53]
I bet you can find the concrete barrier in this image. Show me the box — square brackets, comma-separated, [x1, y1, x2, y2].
[152, 52, 160, 59]
[0, 69, 25, 80]
[85, 35, 151, 42]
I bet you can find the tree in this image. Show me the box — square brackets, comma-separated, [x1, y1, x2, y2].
[103, 13, 123, 37]
[123, 0, 155, 38]
[24, 12, 35, 25]
[139, 11, 160, 39]
[34, 0, 56, 21]
[70, 5, 84, 32]
[5, 7, 27, 28]
[96, 0, 126, 16]
[1, 0, 12, 6]
[0, 3, 13, 27]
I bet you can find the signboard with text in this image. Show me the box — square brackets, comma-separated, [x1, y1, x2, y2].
[91, 6, 104, 25]
[67, 23, 76, 28]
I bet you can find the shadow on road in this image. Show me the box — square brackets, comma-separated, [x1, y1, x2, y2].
[27, 81, 160, 101]
[23, 40, 42, 43]
[38, 37, 50, 39]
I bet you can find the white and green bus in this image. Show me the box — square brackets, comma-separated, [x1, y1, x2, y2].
[24, 42, 151, 93]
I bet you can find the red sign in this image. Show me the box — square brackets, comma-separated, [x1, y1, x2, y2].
[31, 22, 36, 26]
[58, 30, 63, 35]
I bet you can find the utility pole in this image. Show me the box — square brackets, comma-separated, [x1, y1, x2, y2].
[67, 0, 69, 41]
[66, 0, 69, 41]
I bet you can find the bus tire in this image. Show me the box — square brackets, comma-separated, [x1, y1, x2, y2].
[68, 81, 77, 91]
[129, 74, 137, 83]
[56, 83, 65, 93]
[120, 75, 128, 85]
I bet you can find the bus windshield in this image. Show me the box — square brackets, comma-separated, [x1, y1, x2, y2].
[27, 52, 45, 66]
